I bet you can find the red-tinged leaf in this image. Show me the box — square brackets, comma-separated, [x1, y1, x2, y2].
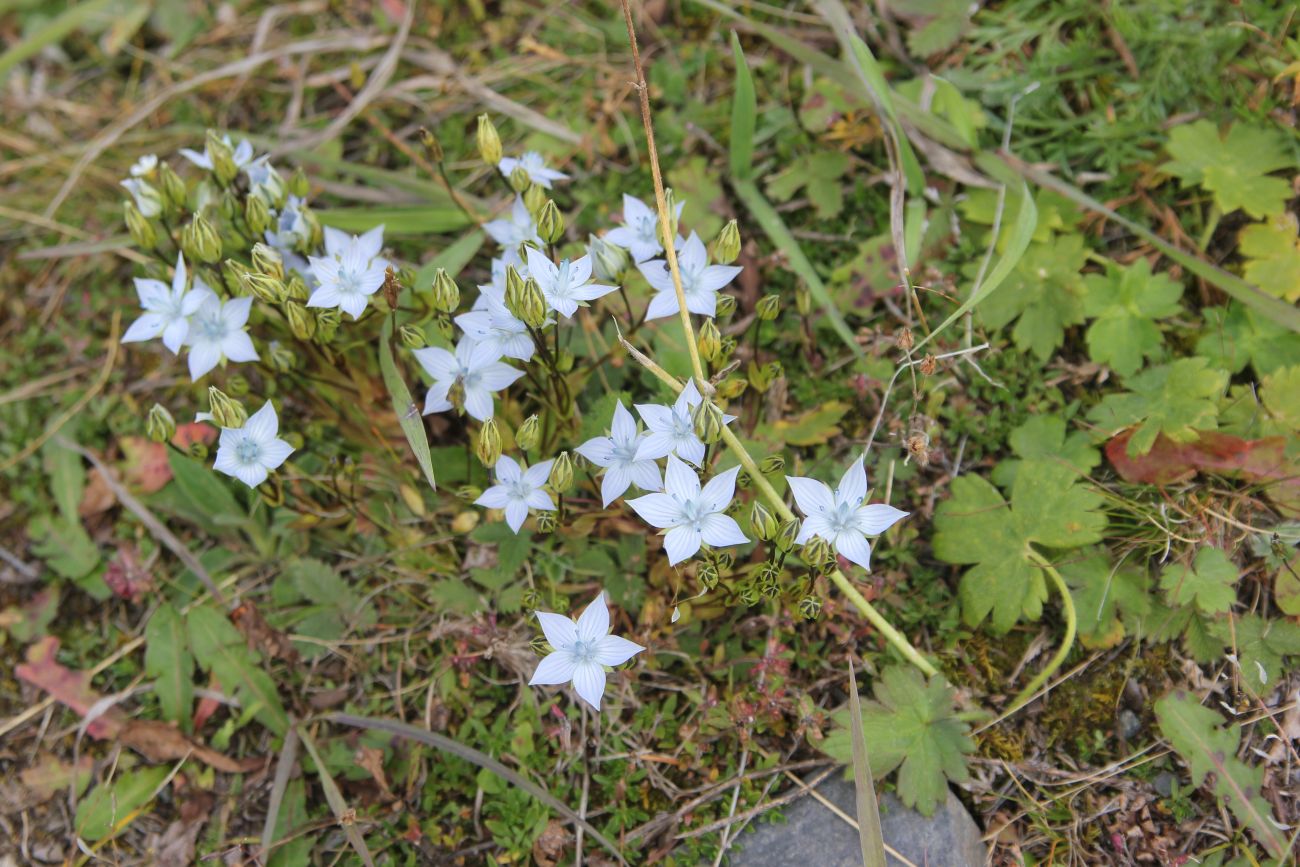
[120, 436, 172, 493]
[79, 468, 117, 516]
[103, 544, 153, 602]
[19, 754, 94, 802]
[15, 637, 123, 739]
[171, 422, 217, 450]
[192, 672, 223, 732]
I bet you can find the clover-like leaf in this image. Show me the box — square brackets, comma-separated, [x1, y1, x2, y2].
[1240, 213, 1300, 303]
[973, 235, 1089, 361]
[1082, 258, 1183, 376]
[1163, 120, 1292, 219]
[1159, 546, 1238, 614]
[991, 415, 1100, 488]
[1195, 303, 1300, 378]
[934, 460, 1107, 632]
[1210, 614, 1300, 693]
[821, 667, 973, 816]
[1087, 357, 1229, 456]
[1061, 549, 1150, 649]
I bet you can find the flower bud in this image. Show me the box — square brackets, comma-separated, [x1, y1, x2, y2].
[123, 201, 157, 249]
[432, 317, 455, 341]
[188, 442, 209, 461]
[798, 595, 822, 620]
[759, 571, 781, 599]
[476, 114, 502, 166]
[716, 376, 747, 399]
[549, 451, 574, 493]
[286, 302, 316, 340]
[748, 360, 771, 394]
[775, 518, 800, 552]
[399, 324, 426, 349]
[516, 414, 541, 452]
[692, 399, 726, 445]
[738, 581, 760, 606]
[267, 341, 295, 372]
[713, 219, 741, 265]
[475, 418, 502, 468]
[714, 293, 737, 318]
[205, 130, 238, 185]
[697, 560, 719, 590]
[765, 360, 784, 382]
[159, 163, 187, 211]
[245, 194, 272, 235]
[697, 318, 722, 363]
[662, 188, 680, 246]
[241, 271, 284, 304]
[720, 336, 738, 358]
[207, 386, 247, 429]
[218, 189, 241, 224]
[182, 213, 222, 264]
[456, 485, 482, 502]
[431, 268, 460, 313]
[508, 164, 531, 192]
[315, 308, 340, 342]
[758, 454, 785, 474]
[226, 373, 250, 397]
[523, 182, 547, 216]
[749, 501, 778, 542]
[519, 277, 549, 328]
[536, 511, 558, 534]
[588, 234, 629, 283]
[537, 200, 564, 245]
[289, 167, 311, 199]
[251, 242, 284, 280]
[419, 127, 444, 163]
[756, 294, 780, 321]
[283, 275, 309, 303]
[146, 404, 176, 443]
[796, 285, 812, 317]
[803, 535, 835, 573]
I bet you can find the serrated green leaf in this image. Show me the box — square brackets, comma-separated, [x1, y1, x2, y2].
[1164, 120, 1292, 219]
[1061, 549, 1150, 649]
[144, 603, 193, 731]
[1159, 547, 1238, 614]
[766, 151, 850, 219]
[974, 235, 1088, 361]
[75, 765, 171, 842]
[187, 606, 288, 736]
[1081, 259, 1183, 376]
[1259, 364, 1300, 436]
[1087, 358, 1229, 456]
[1240, 213, 1300, 303]
[1155, 693, 1286, 858]
[934, 460, 1107, 632]
[1210, 614, 1300, 693]
[1195, 304, 1300, 378]
[990, 415, 1100, 488]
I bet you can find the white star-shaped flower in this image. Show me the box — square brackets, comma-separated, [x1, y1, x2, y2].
[129, 155, 158, 177]
[121, 254, 212, 355]
[212, 401, 295, 489]
[638, 231, 741, 320]
[634, 381, 734, 467]
[414, 338, 523, 421]
[498, 151, 569, 189]
[475, 455, 556, 533]
[786, 457, 909, 571]
[179, 135, 255, 171]
[627, 456, 749, 565]
[455, 296, 534, 361]
[307, 225, 388, 320]
[484, 195, 542, 250]
[120, 178, 162, 217]
[529, 591, 644, 711]
[524, 247, 616, 319]
[576, 400, 663, 507]
[266, 196, 312, 252]
[184, 294, 259, 381]
[243, 156, 286, 205]
[604, 194, 683, 263]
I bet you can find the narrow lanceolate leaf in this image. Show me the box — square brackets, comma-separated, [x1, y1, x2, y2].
[186, 606, 289, 736]
[297, 726, 376, 867]
[1155, 692, 1286, 858]
[847, 660, 887, 867]
[144, 603, 194, 732]
[729, 31, 757, 181]
[379, 315, 437, 491]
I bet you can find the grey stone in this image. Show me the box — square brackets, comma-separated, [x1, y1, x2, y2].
[728, 774, 986, 866]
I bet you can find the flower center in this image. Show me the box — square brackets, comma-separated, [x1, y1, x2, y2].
[676, 497, 708, 532]
[634, 214, 656, 241]
[670, 411, 693, 440]
[826, 501, 859, 535]
[507, 479, 533, 501]
[335, 266, 362, 294]
[611, 441, 639, 464]
[195, 313, 228, 341]
[235, 438, 261, 464]
[570, 638, 598, 663]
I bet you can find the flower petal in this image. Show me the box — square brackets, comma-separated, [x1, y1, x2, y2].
[643, 290, 679, 320]
[576, 436, 615, 467]
[856, 504, 909, 535]
[571, 661, 607, 711]
[699, 466, 740, 513]
[536, 611, 578, 650]
[786, 476, 835, 517]
[259, 438, 295, 470]
[529, 651, 577, 685]
[475, 485, 511, 509]
[522, 459, 554, 488]
[628, 459, 663, 493]
[662, 526, 702, 565]
[600, 464, 632, 507]
[663, 455, 700, 499]
[122, 312, 166, 344]
[244, 402, 278, 442]
[494, 455, 521, 483]
[504, 499, 529, 533]
[221, 331, 260, 364]
[836, 456, 868, 507]
[633, 432, 675, 462]
[462, 386, 495, 421]
[610, 400, 637, 443]
[575, 592, 609, 642]
[626, 492, 680, 529]
[594, 635, 644, 667]
[699, 513, 749, 548]
[834, 531, 874, 571]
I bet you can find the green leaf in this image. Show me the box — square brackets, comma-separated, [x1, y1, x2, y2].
[75, 765, 171, 841]
[901, 0, 974, 57]
[144, 603, 193, 731]
[1087, 358, 1229, 456]
[379, 315, 436, 491]
[1155, 692, 1287, 858]
[0, 0, 117, 78]
[990, 415, 1099, 488]
[1195, 303, 1300, 378]
[30, 515, 101, 586]
[1159, 547, 1238, 615]
[729, 31, 756, 181]
[821, 667, 973, 816]
[842, 32, 924, 192]
[1081, 259, 1183, 376]
[974, 235, 1088, 361]
[1260, 364, 1300, 435]
[845, 662, 886, 867]
[317, 205, 471, 236]
[933, 460, 1107, 632]
[1240, 213, 1300, 303]
[43, 440, 84, 523]
[765, 151, 850, 219]
[187, 606, 289, 736]
[1061, 549, 1150, 648]
[1210, 614, 1300, 693]
[167, 450, 245, 534]
[412, 230, 485, 291]
[267, 778, 315, 867]
[1143, 597, 1223, 662]
[1163, 120, 1292, 219]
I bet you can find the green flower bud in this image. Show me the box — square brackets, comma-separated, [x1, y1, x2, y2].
[315, 308, 340, 342]
[796, 285, 812, 317]
[182, 213, 222, 264]
[241, 271, 284, 304]
[455, 485, 482, 502]
[720, 336, 738, 358]
[549, 451, 574, 494]
[286, 302, 316, 340]
[123, 201, 157, 250]
[159, 163, 188, 211]
[251, 242, 284, 280]
[536, 512, 558, 534]
[756, 294, 780, 321]
[302, 207, 323, 252]
[803, 535, 835, 573]
[205, 130, 238, 185]
[419, 127, 444, 163]
[716, 376, 747, 400]
[245, 194, 272, 235]
[713, 219, 741, 265]
[697, 318, 722, 363]
[504, 263, 525, 300]
[713, 550, 735, 572]
[188, 442, 209, 461]
[283, 275, 309, 303]
[798, 595, 822, 620]
[475, 418, 502, 468]
[207, 386, 246, 429]
[432, 317, 454, 341]
[588, 234, 629, 283]
[431, 268, 460, 313]
[697, 560, 719, 590]
[555, 349, 575, 373]
[758, 454, 785, 475]
[289, 167, 311, 199]
[399, 324, 426, 349]
[516, 414, 541, 452]
[267, 341, 295, 372]
[519, 277, 549, 328]
[759, 571, 781, 599]
[226, 373, 250, 397]
[738, 581, 760, 606]
[218, 189, 241, 225]
[714, 293, 737, 318]
[508, 164, 531, 192]
[692, 399, 726, 445]
[476, 114, 502, 166]
[749, 501, 778, 542]
[747, 360, 772, 394]
[775, 518, 800, 553]
[537, 199, 564, 245]
[523, 182, 547, 216]
[765, 360, 784, 382]
[146, 404, 176, 443]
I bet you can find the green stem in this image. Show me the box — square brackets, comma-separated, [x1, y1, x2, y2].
[1006, 548, 1076, 710]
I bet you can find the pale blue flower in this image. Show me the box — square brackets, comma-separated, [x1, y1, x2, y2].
[529, 591, 644, 711]
[414, 338, 523, 421]
[213, 402, 295, 489]
[576, 400, 663, 506]
[638, 231, 741, 320]
[121, 254, 212, 355]
[627, 456, 748, 565]
[785, 457, 909, 571]
[476, 455, 555, 533]
[498, 151, 569, 189]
